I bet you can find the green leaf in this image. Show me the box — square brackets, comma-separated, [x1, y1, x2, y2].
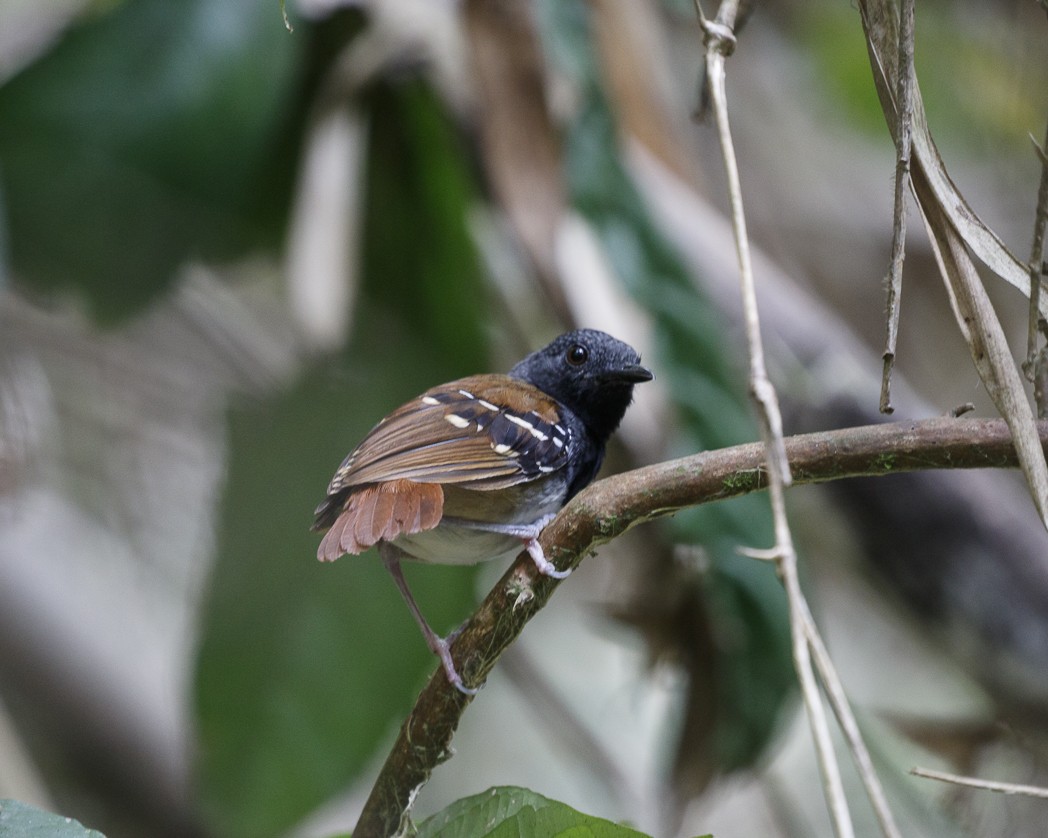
[0, 0, 303, 321]
[417, 787, 654, 838]
[0, 800, 106, 838]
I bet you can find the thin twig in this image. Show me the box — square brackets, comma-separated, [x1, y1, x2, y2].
[802, 602, 902, 838]
[911, 767, 1048, 799]
[880, 0, 915, 415]
[695, 1, 790, 490]
[696, 2, 855, 836]
[353, 417, 1048, 835]
[1026, 120, 1048, 415]
[780, 549, 854, 838]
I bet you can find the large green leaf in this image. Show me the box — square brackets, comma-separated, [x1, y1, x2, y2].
[0, 800, 106, 838]
[0, 0, 303, 321]
[194, 74, 491, 837]
[417, 787, 663, 838]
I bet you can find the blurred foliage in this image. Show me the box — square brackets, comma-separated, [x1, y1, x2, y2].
[537, 0, 793, 775]
[790, 4, 888, 137]
[194, 74, 492, 836]
[195, 317, 482, 838]
[795, 1, 1047, 152]
[0, 0, 303, 321]
[361, 79, 489, 368]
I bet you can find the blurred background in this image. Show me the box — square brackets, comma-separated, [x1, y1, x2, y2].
[1, 0, 1047, 836]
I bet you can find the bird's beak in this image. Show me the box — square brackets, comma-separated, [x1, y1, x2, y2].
[609, 364, 654, 384]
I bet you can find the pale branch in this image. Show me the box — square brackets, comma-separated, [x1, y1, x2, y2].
[802, 601, 902, 838]
[697, 2, 848, 831]
[911, 767, 1048, 799]
[354, 417, 1046, 837]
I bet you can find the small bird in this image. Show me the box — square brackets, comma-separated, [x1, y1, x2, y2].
[313, 329, 653, 693]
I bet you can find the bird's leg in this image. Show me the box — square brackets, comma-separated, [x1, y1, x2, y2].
[522, 535, 570, 580]
[378, 542, 478, 696]
[439, 514, 571, 579]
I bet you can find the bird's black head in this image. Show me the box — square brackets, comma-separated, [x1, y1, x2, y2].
[509, 329, 653, 444]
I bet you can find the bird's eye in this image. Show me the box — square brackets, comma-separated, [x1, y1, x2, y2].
[566, 343, 588, 366]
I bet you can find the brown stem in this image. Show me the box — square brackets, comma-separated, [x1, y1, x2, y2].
[879, 0, 915, 415]
[354, 417, 1042, 837]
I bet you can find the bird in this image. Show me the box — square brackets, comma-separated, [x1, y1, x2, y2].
[312, 329, 653, 693]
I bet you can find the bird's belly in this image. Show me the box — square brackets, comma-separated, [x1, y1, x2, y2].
[393, 479, 568, 565]
[393, 526, 522, 565]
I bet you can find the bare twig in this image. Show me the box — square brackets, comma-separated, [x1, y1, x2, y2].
[696, 2, 855, 835]
[1026, 121, 1048, 416]
[802, 603, 902, 838]
[879, 0, 915, 415]
[911, 767, 1048, 799]
[353, 417, 1048, 835]
[695, 0, 791, 491]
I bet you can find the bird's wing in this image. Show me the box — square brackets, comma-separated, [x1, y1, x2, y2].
[325, 375, 572, 493]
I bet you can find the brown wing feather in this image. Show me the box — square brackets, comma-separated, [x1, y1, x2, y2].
[317, 480, 444, 560]
[318, 514, 353, 561]
[394, 483, 422, 534]
[417, 482, 443, 530]
[369, 488, 397, 542]
[351, 488, 379, 551]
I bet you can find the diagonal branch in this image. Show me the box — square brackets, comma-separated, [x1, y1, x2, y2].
[354, 417, 1048, 836]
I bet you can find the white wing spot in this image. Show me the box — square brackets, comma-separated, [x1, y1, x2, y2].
[552, 437, 564, 448]
[507, 413, 549, 441]
[478, 399, 499, 412]
[507, 414, 534, 431]
[421, 395, 441, 406]
[538, 464, 556, 473]
[444, 413, 471, 429]
[457, 389, 476, 399]
[493, 443, 512, 455]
